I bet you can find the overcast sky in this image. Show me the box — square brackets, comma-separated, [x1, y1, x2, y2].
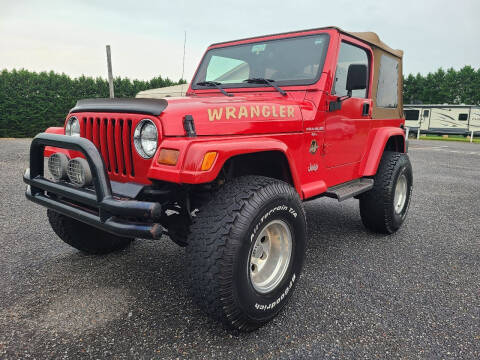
[1, 0, 479, 82]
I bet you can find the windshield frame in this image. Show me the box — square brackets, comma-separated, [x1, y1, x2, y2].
[191, 33, 331, 90]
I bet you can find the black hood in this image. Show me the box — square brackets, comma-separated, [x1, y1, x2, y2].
[70, 98, 168, 116]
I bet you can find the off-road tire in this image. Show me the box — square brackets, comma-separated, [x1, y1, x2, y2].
[163, 214, 191, 247]
[47, 209, 134, 254]
[186, 176, 307, 332]
[359, 151, 413, 234]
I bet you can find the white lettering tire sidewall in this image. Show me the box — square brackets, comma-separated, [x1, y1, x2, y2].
[231, 196, 306, 323]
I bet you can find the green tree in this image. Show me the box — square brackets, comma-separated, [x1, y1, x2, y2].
[403, 66, 479, 105]
[0, 69, 184, 137]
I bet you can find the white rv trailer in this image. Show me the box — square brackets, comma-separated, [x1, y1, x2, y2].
[404, 105, 480, 135]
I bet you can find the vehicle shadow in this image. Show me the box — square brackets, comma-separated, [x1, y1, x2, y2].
[303, 197, 388, 247]
[7, 198, 398, 354]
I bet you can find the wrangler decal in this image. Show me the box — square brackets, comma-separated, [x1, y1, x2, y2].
[251, 105, 260, 118]
[226, 106, 236, 119]
[207, 105, 296, 121]
[287, 106, 294, 117]
[207, 108, 223, 121]
[238, 106, 248, 119]
[262, 106, 271, 117]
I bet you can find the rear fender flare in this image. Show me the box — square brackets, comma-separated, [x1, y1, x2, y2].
[359, 127, 405, 177]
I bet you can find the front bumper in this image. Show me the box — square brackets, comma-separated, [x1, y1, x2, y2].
[23, 133, 166, 239]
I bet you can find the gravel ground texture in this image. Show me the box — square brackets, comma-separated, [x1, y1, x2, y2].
[0, 138, 479, 359]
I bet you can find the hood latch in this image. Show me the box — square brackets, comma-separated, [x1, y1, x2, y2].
[183, 115, 197, 137]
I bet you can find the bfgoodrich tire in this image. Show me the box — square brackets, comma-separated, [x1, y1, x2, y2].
[162, 213, 190, 247]
[186, 176, 307, 331]
[359, 151, 413, 234]
[47, 209, 133, 254]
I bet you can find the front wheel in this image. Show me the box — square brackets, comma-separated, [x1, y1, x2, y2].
[359, 151, 413, 234]
[47, 210, 134, 254]
[186, 176, 307, 331]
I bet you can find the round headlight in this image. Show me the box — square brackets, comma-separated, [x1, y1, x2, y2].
[65, 116, 80, 137]
[134, 119, 158, 158]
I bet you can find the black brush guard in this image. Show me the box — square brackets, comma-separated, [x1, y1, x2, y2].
[23, 133, 165, 239]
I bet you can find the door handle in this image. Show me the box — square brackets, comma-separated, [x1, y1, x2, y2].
[362, 103, 370, 117]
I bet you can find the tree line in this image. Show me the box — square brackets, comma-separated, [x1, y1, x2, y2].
[0, 66, 479, 137]
[403, 66, 479, 105]
[0, 69, 186, 137]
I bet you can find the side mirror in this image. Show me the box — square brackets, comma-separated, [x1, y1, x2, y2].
[329, 64, 368, 112]
[346, 64, 368, 94]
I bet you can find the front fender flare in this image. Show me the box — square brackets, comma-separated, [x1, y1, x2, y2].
[147, 136, 302, 194]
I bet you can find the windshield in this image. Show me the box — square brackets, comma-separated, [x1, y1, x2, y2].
[192, 34, 330, 89]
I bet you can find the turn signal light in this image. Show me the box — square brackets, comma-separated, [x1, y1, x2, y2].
[201, 151, 217, 171]
[157, 149, 179, 166]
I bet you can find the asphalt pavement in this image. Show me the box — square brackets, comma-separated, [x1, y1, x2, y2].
[0, 139, 479, 359]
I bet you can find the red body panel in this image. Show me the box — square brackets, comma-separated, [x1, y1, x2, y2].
[159, 92, 307, 136]
[148, 134, 304, 195]
[45, 28, 405, 199]
[359, 125, 405, 176]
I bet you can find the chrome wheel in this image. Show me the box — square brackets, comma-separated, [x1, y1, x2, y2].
[394, 173, 408, 214]
[249, 219, 292, 294]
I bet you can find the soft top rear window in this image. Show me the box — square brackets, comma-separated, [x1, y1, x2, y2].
[192, 34, 330, 89]
[376, 54, 399, 108]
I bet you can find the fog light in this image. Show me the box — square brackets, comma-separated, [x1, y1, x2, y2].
[67, 158, 92, 187]
[47, 153, 69, 181]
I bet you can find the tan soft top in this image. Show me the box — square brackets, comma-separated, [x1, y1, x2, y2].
[339, 29, 403, 58]
[331, 27, 403, 118]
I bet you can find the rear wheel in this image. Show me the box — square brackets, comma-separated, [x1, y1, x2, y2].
[47, 209, 133, 254]
[186, 176, 307, 331]
[359, 151, 413, 234]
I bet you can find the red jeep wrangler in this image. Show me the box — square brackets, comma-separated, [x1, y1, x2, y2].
[24, 27, 412, 331]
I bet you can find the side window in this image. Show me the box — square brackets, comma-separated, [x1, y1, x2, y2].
[333, 42, 369, 98]
[423, 110, 429, 118]
[458, 113, 468, 121]
[376, 54, 399, 108]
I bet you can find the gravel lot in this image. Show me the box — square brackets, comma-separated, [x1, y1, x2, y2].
[1, 139, 479, 359]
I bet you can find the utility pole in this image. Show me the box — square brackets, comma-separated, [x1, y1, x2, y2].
[106, 45, 114, 98]
[181, 31, 186, 81]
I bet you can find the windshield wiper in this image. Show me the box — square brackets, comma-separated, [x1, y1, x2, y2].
[243, 78, 287, 96]
[195, 81, 233, 97]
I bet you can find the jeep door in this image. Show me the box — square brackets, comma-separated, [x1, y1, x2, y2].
[324, 38, 372, 169]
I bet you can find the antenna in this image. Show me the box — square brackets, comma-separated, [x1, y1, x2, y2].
[181, 31, 186, 81]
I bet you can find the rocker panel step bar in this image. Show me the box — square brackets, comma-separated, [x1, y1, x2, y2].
[324, 178, 374, 202]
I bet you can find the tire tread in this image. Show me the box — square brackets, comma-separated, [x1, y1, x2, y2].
[359, 151, 412, 234]
[47, 210, 133, 254]
[186, 176, 305, 331]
